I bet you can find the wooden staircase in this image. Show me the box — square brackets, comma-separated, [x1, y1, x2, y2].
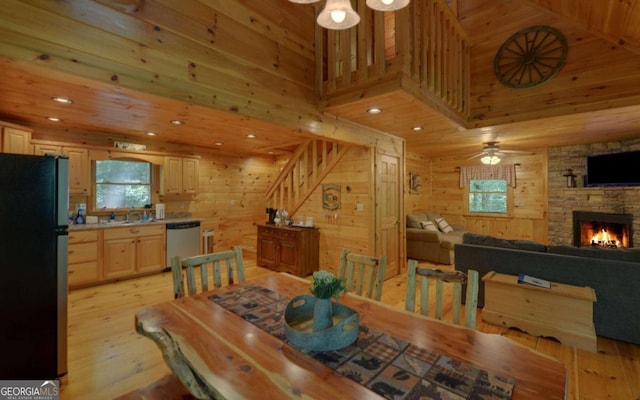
[266, 139, 350, 216]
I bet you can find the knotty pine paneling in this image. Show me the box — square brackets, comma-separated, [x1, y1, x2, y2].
[405, 151, 431, 214]
[458, 0, 640, 127]
[429, 149, 548, 242]
[295, 147, 374, 275]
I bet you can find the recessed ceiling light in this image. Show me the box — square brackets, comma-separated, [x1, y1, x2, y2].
[170, 119, 184, 125]
[145, 132, 157, 136]
[247, 134, 256, 139]
[51, 96, 73, 104]
[367, 107, 382, 114]
[412, 125, 424, 131]
[46, 116, 63, 122]
[215, 142, 223, 146]
[268, 151, 274, 155]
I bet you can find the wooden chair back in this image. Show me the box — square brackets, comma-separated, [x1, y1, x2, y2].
[405, 259, 479, 329]
[172, 246, 245, 298]
[338, 248, 387, 301]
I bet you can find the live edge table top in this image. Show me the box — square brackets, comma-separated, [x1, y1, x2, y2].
[135, 273, 567, 400]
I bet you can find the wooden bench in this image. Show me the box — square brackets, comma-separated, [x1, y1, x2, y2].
[482, 271, 597, 352]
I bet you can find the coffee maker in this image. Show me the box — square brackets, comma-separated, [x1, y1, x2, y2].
[266, 207, 277, 224]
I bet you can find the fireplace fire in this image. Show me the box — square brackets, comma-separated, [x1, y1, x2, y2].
[573, 211, 633, 248]
[589, 228, 623, 248]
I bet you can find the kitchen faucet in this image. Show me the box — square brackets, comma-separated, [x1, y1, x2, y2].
[126, 211, 141, 222]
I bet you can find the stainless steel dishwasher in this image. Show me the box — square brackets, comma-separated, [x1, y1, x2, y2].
[166, 221, 201, 268]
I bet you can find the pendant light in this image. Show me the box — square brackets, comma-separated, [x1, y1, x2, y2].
[366, 0, 410, 11]
[317, 0, 360, 30]
[290, 0, 411, 30]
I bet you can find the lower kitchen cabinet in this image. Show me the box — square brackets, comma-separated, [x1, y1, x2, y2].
[68, 229, 100, 288]
[256, 224, 319, 277]
[103, 224, 166, 280]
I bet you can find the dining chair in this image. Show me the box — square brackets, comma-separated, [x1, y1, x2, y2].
[172, 245, 246, 298]
[337, 248, 387, 301]
[405, 259, 479, 329]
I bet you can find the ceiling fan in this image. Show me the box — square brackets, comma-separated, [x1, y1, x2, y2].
[468, 142, 533, 165]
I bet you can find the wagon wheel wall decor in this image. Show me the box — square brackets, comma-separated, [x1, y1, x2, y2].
[494, 26, 568, 88]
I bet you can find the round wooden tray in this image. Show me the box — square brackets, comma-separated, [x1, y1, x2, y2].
[284, 295, 359, 352]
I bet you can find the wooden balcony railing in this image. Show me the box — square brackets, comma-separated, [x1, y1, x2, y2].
[265, 139, 350, 215]
[317, 0, 470, 121]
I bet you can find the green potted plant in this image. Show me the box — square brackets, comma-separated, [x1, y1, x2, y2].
[310, 271, 345, 331]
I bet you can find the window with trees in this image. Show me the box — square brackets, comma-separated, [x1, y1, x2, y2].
[95, 160, 151, 209]
[468, 179, 509, 214]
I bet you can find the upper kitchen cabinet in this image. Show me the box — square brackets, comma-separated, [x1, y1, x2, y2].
[162, 156, 199, 195]
[1, 124, 32, 155]
[34, 144, 90, 195]
[63, 147, 90, 195]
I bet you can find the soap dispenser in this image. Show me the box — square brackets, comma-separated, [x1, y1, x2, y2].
[75, 208, 85, 224]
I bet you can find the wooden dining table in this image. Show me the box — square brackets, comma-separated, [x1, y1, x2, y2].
[135, 273, 567, 399]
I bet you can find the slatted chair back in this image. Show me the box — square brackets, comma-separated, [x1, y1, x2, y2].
[337, 248, 387, 301]
[172, 246, 245, 298]
[405, 259, 479, 329]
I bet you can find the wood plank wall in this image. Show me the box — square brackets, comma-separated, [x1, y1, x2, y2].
[33, 126, 390, 270]
[405, 151, 432, 214]
[295, 146, 374, 275]
[428, 150, 549, 242]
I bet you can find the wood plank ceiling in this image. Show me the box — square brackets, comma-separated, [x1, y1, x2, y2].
[0, 0, 639, 158]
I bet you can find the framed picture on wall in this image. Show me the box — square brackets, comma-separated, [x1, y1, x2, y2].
[322, 184, 340, 210]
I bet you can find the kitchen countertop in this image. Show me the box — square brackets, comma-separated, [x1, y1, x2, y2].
[68, 217, 202, 231]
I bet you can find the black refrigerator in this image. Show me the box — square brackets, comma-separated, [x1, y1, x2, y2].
[0, 153, 68, 379]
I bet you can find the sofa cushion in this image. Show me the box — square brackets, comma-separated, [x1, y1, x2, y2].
[440, 231, 464, 249]
[420, 221, 438, 231]
[435, 217, 454, 233]
[547, 245, 640, 263]
[510, 240, 547, 252]
[406, 227, 441, 242]
[462, 233, 514, 249]
[462, 233, 547, 252]
[406, 213, 425, 229]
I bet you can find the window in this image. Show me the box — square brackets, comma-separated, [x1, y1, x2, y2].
[95, 160, 151, 209]
[468, 179, 508, 214]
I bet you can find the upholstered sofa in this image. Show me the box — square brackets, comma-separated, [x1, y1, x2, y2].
[455, 233, 640, 344]
[406, 211, 466, 264]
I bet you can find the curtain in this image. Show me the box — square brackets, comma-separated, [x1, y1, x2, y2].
[459, 164, 517, 188]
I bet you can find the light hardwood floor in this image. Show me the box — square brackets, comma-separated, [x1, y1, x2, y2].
[61, 255, 640, 400]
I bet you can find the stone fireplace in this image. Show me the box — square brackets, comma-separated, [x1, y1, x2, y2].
[573, 211, 633, 248]
[548, 139, 640, 248]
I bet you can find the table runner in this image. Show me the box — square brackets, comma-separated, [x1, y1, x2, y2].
[209, 285, 515, 400]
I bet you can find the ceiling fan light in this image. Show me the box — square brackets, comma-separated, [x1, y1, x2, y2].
[481, 155, 501, 165]
[366, 0, 410, 11]
[317, 0, 360, 30]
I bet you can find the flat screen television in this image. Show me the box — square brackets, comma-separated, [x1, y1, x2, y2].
[585, 150, 640, 187]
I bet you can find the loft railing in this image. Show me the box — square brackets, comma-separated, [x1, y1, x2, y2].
[317, 0, 470, 121]
[265, 139, 350, 215]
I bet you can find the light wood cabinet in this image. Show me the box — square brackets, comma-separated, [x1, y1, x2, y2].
[162, 156, 199, 195]
[68, 229, 100, 288]
[103, 224, 166, 279]
[1, 126, 32, 154]
[34, 144, 61, 156]
[257, 224, 319, 277]
[34, 144, 90, 195]
[63, 147, 90, 195]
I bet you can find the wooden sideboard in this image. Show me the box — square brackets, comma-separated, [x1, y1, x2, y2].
[256, 224, 319, 277]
